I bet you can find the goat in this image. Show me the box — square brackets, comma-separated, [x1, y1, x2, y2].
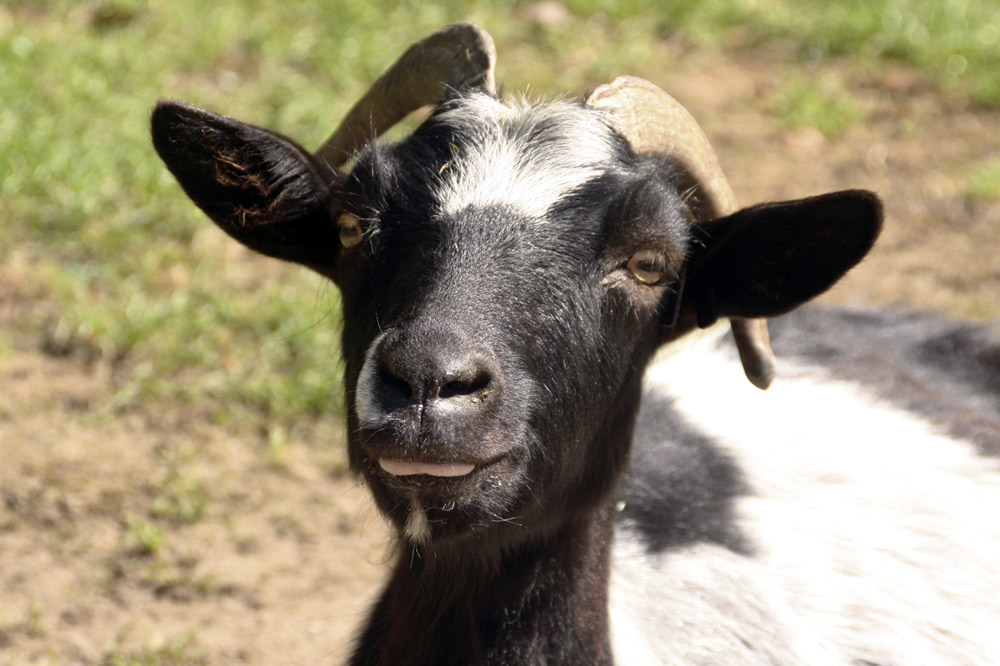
[151, 23, 1000, 666]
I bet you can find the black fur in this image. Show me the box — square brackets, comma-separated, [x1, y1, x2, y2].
[151, 101, 340, 272]
[686, 191, 883, 321]
[352, 511, 615, 666]
[614, 392, 751, 555]
[338, 105, 675, 553]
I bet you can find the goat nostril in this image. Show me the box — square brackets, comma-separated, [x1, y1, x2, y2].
[379, 369, 419, 402]
[375, 364, 492, 405]
[436, 370, 491, 400]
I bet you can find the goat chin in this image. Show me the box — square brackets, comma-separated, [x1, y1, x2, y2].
[610, 314, 1000, 665]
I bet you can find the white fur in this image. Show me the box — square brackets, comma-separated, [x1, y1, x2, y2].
[611, 333, 1000, 665]
[404, 499, 430, 544]
[355, 332, 387, 428]
[610, 538, 844, 665]
[434, 94, 617, 218]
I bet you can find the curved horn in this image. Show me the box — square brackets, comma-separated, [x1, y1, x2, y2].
[315, 22, 496, 169]
[587, 76, 775, 390]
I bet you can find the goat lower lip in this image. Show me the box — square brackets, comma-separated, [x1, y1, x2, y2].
[378, 459, 476, 478]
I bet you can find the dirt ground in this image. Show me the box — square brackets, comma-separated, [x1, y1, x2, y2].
[2, 45, 998, 665]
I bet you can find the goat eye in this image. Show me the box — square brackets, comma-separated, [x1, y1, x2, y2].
[627, 249, 669, 285]
[338, 212, 364, 249]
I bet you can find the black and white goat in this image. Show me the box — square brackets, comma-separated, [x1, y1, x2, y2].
[152, 23, 1000, 666]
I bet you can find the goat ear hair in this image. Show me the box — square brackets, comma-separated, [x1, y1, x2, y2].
[683, 189, 884, 319]
[151, 100, 341, 272]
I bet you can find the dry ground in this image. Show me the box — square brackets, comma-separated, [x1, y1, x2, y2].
[2, 45, 998, 665]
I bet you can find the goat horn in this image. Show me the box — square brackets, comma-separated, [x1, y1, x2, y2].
[315, 22, 496, 169]
[587, 76, 776, 390]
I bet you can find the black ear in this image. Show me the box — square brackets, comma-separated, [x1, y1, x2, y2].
[151, 100, 341, 272]
[685, 190, 883, 325]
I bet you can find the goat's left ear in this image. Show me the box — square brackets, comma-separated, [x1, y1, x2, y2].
[151, 100, 341, 274]
[683, 190, 883, 325]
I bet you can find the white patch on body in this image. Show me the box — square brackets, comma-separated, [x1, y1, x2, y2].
[610, 332, 1000, 664]
[609, 537, 843, 666]
[434, 93, 618, 218]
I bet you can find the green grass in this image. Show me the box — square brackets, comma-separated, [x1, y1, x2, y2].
[966, 157, 1000, 201]
[151, 446, 210, 524]
[124, 517, 168, 557]
[102, 631, 205, 666]
[770, 73, 864, 137]
[3, 0, 998, 439]
[595, 0, 1000, 106]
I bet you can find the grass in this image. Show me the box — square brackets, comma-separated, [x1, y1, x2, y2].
[3, 2, 358, 432]
[150, 446, 209, 524]
[124, 517, 167, 557]
[102, 631, 205, 666]
[966, 158, 1000, 201]
[616, 0, 1000, 105]
[770, 73, 864, 138]
[2, 0, 998, 440]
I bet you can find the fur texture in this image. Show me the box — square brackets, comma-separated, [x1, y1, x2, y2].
[611, 315, 1000, 664]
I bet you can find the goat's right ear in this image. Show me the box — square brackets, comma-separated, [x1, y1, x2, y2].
[151, 100, 341, 273]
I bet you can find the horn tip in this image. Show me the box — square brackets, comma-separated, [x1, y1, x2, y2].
[730, 317, 776, 390]
[745, 363, 776, 391]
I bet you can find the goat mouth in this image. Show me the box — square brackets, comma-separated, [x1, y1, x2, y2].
[372, 454, 514, 497]
[364, 453, 525, 543]
[378, 458, 476, 478]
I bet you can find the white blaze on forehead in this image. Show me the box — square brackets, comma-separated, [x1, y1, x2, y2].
[434, 93, 619, 218]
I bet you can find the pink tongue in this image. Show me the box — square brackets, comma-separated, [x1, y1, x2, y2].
[378, 459, 475, 477]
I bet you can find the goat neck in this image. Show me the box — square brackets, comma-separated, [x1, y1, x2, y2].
[351, 507, 615, 666]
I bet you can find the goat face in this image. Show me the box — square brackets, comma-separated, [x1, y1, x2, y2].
[336, 94, 693, 546]
[152, 73, 881, 554]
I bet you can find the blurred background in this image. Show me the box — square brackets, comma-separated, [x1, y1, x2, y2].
[2, 1, 998, 663]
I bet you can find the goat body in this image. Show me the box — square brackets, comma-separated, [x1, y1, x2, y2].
[614, 309, 1000, 665]
[151, 24, 1000, 665]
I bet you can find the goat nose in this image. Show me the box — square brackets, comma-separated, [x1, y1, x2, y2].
[380, 359, 494, 406]
[372, 332, 498, 415]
